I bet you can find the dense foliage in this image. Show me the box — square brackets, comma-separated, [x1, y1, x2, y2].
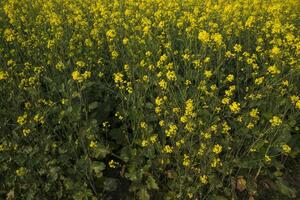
[0, 0, 300, 199]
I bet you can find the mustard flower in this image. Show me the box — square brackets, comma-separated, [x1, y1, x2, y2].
[269, 116, 282, 126]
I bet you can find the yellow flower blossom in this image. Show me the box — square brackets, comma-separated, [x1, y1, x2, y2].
[267, 65, 280, 75]
[271, 46, 280, 56]
[16, 167, 26, 176]
[166, 70, 177, 81]
[165, 124, 178, 137]
[159, 79, 167, 89]
[281, 144, 291, 154]
[199, 175, 208, 184]
[183, 154, 190, 167]
[109, 160, 119, 168]
[264, 155, 271, 163]
[163, 145, 173, 153]
[89, 141, 97, 148]
[198, 30, 210, 43]
[249, 108, 259, 119]
[17, 113, 27, 125]
[233, 44, 242, 52]
[150, 135, 158, 144]
[229, 102, 241, 113]
[140, 122, 147, 129]
[204, 70, 213, 78]
[0, 71, 8, 80]
[255, 77, 264, 85]
[222, 97, 230, 105]
[141, 140, 148, 147]
[226, 74, 234, 82]
[211, 158, 222, 168]
[269, 116, 282, 126]
[213, 144, 222, 154]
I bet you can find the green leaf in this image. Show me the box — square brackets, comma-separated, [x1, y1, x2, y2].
[110, 128, 127, 145]
[273, 126, 291, 145]
[208, 194, 228, 200]
[146, 176, 159, 190]
[94, 144, 109, 159]
[91, 162, 105, 176]
[88, 102, 98, 111]
[275, 178, 297, 198]
[103, 178, 118, 192]
[138, 188, 150, 200]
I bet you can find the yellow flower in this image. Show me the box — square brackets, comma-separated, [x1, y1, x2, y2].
[159, 79, 167, 90]
[202, 132, 211, 140]
[185, 80, 192, 86]
[269, 116, 282, 126]
[204, 70, 213, 78]
[113, 72, 124, 88]
[222, 121, 231, 134]
[140, 122, 147, 129]
[0, 144, 5, 152]
[82, 71, 91, 79]
[185, 99, 196, 117]
[165, 124, 178, 137]
[34, 114, 45, 124]
[102, 121, 110, 128]
[180, 115, 188, 123]
[163, 145, 173, 153]
[199, 175, 208, 184]
[166, 70, 177, 81]
[282, 80, 289, 86]
[150, 135, 158, 144]
[267, 65, 280, 75]
[72, 71, 83, 82]
[226, 74, 234, 82]
[172, 107, 180, 114]
[211, 158, 222, 168]
[109, 160, 119, 168]
[111, 51, 119, 59]
[176, 139, 185, 147]
[198, 30, 210, 43]
[229, 102, 241, 113]
[247, 122, 254, 129]
[22, 128, 31, 137]
[76, 61, 86, 68]
[155, 107, 161, 114]
[255, 77, 264, 85]
[290, 95, 299, 104]
[0, 71, 8, 80]
[222, 97, 230, 105]
[233, 44, 242, 52]
[281, 144, 291, 154]
[106, 29, 116, 39]
[183, 154, 190, 167]
[155, 96, 164, 106]
[296, 101, 300, 109]
[210, 125, 217, 133]
[213, 144, 222, 154]
[16, 167, 26, 176]
[85, 39, 93, 47]
[141, 140, 148, 147]
[122, 37, 128, 45]
[212, 33, 223, 45]
[249, 108, 259, 119]
[89, 141, 97, 148]
[264, 155, 271, 163]
[17, 113, 27, 125]
[159, 120, 165, 127]
[271, 46, 280, 56]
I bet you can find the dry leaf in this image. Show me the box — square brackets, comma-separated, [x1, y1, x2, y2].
[237, 176, 247, 192]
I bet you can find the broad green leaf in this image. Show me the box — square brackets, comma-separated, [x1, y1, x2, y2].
[138, 188, 150, 200]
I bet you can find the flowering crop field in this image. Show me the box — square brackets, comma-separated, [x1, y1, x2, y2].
[1, 0, 300, 199]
